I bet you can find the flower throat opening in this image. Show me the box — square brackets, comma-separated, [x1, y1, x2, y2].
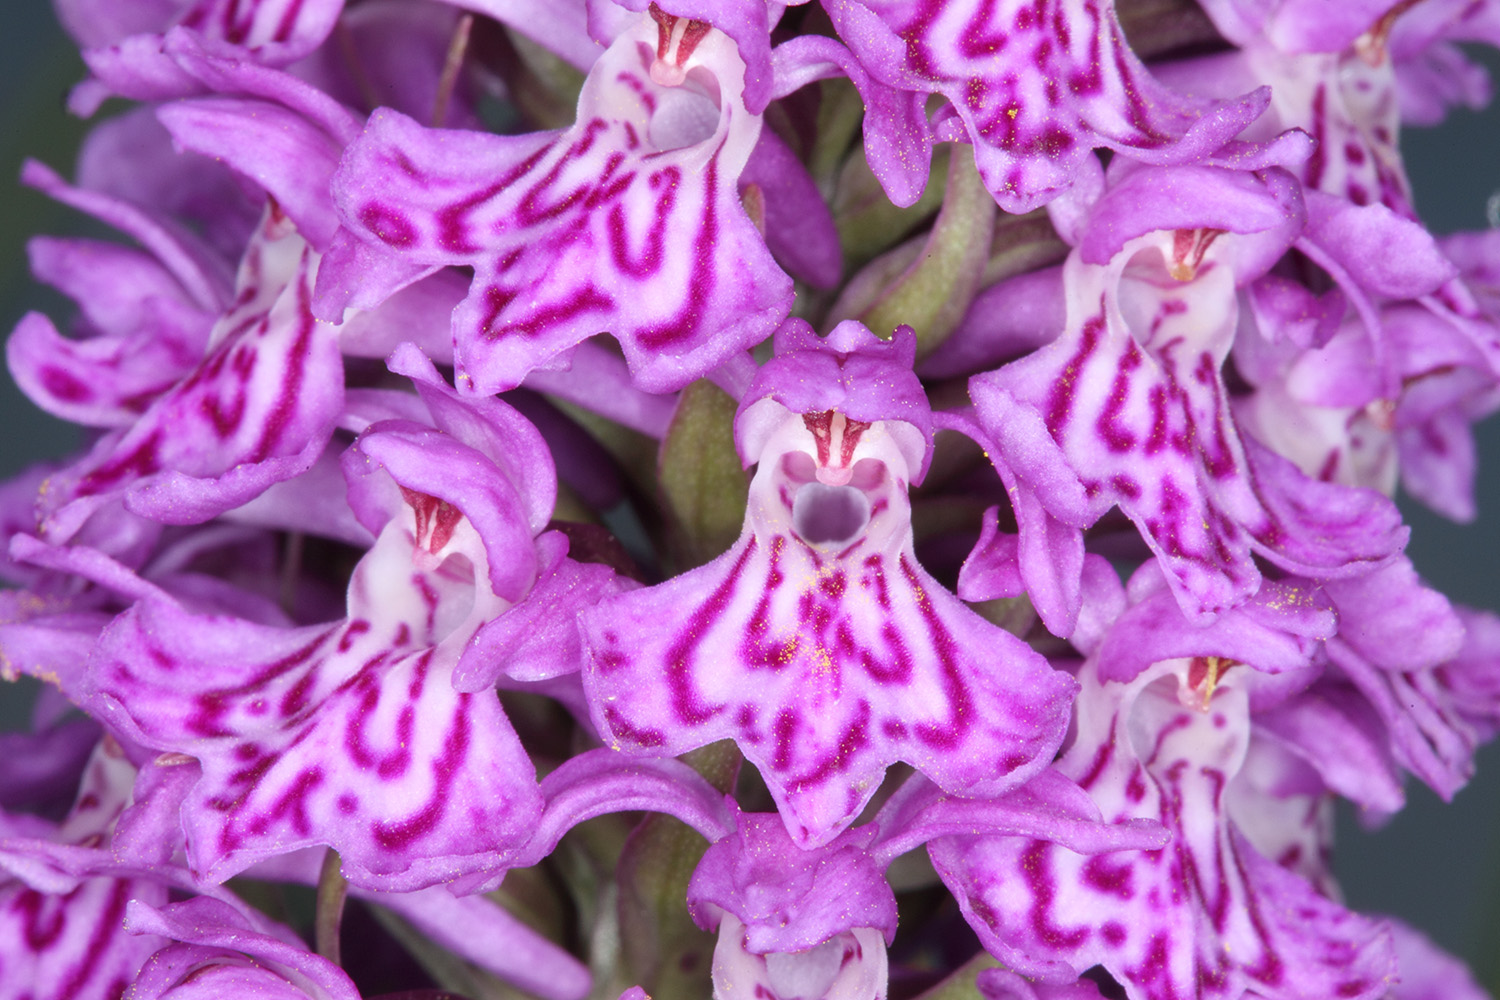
[792, 483, 872, 545]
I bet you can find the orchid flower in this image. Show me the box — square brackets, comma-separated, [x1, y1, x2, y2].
[0, 732, 309, 1000]
[86, 348, 617, 891]
[57, 0, 599, 114]
[1232, 227, 1500, 523]
[1170, 0, 1500, 215]
[966, 160, 1406, 624]
[932, 653, 1395, 1000]
[822, 0, 1276, 213]
[688, 769, 1168, 1000]
[0, 738, 173, 1000]
[323, 4, 793, 394]
[583, 320, 1075, 846]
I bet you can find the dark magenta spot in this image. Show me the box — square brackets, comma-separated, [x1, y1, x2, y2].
[359, 203, 419, 248]
[40, 367, 92, 403]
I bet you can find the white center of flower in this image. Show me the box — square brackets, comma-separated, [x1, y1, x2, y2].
[711, 917, 890, 1000]
[764, 937, 845, 1000]
[741, 401, 916, 559]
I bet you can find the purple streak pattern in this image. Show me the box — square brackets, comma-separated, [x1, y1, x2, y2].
[932, 659, 1395, 1000]
[584, 325, 1074, 846]
[36, 208, 343, 544]
[824, 0, 1270, 212]
[326, 10, 791, 393]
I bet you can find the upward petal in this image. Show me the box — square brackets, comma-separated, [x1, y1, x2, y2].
[38, 211, 344, 542]
[69, 1, 344, 111]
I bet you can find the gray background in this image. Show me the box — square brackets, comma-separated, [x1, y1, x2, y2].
[1, 3, 1498, 987]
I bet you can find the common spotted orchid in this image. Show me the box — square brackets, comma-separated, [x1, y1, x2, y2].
[931, 652, 1396, 1000]
[323, 4, 793, 394]
[687, 771, 1169, 1000]
[583, 321, 1075, 845]
[58, 0, 599, 114]
[966, 160, 1407, 624]
[821, 0, 1275, 213]
[86, 348, 615, 890]
[0, 738, 174, 1000]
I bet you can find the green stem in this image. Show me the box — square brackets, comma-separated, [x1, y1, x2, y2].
[315, 847, 349, 966]
[657, 381, 748, 572]
[432, 14, 475, 128]
[810, 78, 869, 187]
[848, 143, 996, 358]
[614, 742, 741, 1000]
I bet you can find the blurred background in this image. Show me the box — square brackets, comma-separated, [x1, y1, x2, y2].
[1, 3, 1498, 989]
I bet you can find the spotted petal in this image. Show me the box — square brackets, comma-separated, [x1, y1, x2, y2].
[1322, 558, 1489, 801]
[7, 157, 229, 431]
[583, 331, 1073, 846]
[40, 210, 343, 543]
[1159, 13, 1413, 215]
[822, 0, 1271, 213]
[65, 1, 344, 112]
[90, 598, 542, 890]
[972, 178, 1404, 621]
[0, 739, 200, 1000]
[85, 375, 576, 887]
[0, 875, 163, 999]
[8, 240, 213, 428]
[931, 660, 1395, 1000]
[327, 12, 790, 394]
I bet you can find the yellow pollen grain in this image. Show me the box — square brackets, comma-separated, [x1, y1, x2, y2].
[813, 644, 834, 676]
[1198, 656, 1229, 710]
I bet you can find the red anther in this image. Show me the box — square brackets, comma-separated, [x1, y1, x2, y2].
[1186, 656, 1233, 710]
[802, 411, 872, 482]
[399, 486, 463, 554]
[1169, 228, 1226, 281]
[1357, 0, 1424, 64]
[648, 3, 712, 73]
